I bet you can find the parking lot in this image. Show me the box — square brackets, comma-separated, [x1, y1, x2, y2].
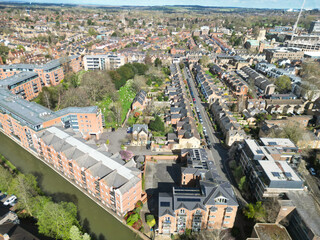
[144, 159, 182, 215]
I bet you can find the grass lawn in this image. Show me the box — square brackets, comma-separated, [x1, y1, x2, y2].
[205, 70, 215, 78]
[118, 80, 136, 122]
[97, 80, 136, 128]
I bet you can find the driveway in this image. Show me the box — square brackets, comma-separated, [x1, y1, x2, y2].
[97, 128, 128, 154]
[144, 160, 182, 215]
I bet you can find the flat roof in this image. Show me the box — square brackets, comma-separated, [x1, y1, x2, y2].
[260, 138, 296, 148]
[258, 160, 301, 182]
[254, 223, 292, 240]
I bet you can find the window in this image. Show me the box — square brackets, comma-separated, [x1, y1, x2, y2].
[224, 221, 229, 224]
[180, 209, 185, 214]
[225, 216, 231, 219]
[214, 196, 228, 203]
[195, 210, 201, 215]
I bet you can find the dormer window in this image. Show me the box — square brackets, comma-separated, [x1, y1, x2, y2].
[180, 209, 185, 214]
[214, 196, 228, 204]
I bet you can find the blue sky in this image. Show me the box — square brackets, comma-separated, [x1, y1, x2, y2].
[22, 0, 320, 9]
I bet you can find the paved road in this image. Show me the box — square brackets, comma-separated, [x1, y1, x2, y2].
[183, 66, 238, 183]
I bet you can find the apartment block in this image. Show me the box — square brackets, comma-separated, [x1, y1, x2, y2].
[0, 72, 41, 100]
[237, 139, 303, 200]
[0, 56, 82, 98]
[158, 149, 238, 235]
[83, 54, 125, 71]
[34, 126, 143, 216]
[264, 48, 304, 63]
[0, 88, 104, 151]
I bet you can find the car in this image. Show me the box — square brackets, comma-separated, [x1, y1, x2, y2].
[196, 107, 200, 113]
[207, 144, 212, 149]
[9, 199, 17, 207]
[309, 168, 316, 176]
[4, 195, 17, 206]
[207, 139, 211, 145]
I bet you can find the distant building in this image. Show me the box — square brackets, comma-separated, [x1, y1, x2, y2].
[264, 48, 304, 63]
[309, 20, 320, 34]
[83, 54, 125, 71]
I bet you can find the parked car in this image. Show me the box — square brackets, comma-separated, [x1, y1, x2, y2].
[208, 144, 212, 149]
[9, 199, 17, 207]
[4, 195, 17, 206]
[309, 168, 316, 176]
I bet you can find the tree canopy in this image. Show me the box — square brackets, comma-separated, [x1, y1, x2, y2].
[274, 75, 291, 93]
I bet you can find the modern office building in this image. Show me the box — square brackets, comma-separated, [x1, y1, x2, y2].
[158, 149, 238, 235]
[237, 139, 304, 200]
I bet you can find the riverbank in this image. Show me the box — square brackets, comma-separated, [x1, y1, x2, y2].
[0, 131, 144, 240]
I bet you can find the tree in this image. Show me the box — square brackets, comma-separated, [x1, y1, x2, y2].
[10, 174, 40, 216]
[154, 58, 162, 67]
[144, 54, 152, 65]
[200, 55, 210, 67]
[37, 201, 78, 240]
[149, 116, 165, 132]
[88, 27, 98, 36]
[274, 76, 291, 93]
[146, 214, 156, 228]
[16, 45, 25, 51]
[126, 213, 140, 226]
[0, 166, 13, 192]
[243, 201, 266, 222]
[69, 226, 91, 240]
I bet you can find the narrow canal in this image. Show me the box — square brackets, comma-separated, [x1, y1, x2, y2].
[0, 132, 140, 240]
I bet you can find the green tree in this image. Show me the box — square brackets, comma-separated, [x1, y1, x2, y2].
[238, 176, 247, 191]
[274, 76, 291, 93]
[243, 201, 266, 222]
[149, 116, 165, 132]
[37, 201, 78, 240]
[146, 215, 156, 228]
[154, 58, 162, 67]
[200, 55, 210, 67]
[69, 225, 91, 240]
[10, 174, 40, 216]
[88, 27, 98, 36]
[0, 166, 13, 192]
[126, 213, 139, 226]
[16, 45, 25, 51]
[0, 45, 10, 63]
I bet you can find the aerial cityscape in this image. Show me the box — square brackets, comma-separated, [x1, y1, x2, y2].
[0, 1, 319, 240]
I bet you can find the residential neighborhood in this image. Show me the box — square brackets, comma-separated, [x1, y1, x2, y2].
[0, 2, 319, 240]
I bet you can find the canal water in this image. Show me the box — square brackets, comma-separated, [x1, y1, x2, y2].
[0, 132, 140, 240]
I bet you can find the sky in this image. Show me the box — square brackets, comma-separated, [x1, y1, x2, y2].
[16, 0, 320, 9]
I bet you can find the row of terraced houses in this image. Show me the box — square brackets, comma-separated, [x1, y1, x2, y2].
[0, 57, 144, 217]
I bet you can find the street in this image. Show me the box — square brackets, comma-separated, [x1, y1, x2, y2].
[183, 66, 238, 185]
